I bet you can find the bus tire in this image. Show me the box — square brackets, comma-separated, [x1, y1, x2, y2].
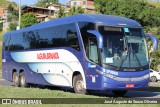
[13, 72, 20, 87]
[150, 76, 157, 82]
[112, 90, 127, 97]
[73, 74, 87, 94]
[19, 72, 28, 87]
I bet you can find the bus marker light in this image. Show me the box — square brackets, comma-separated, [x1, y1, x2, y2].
[104, 83, 108, 87]
[126, 84, 134, 88]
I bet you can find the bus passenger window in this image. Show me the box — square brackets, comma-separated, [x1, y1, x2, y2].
[67, 30, 80, 51]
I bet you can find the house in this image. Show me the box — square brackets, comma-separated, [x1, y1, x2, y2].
[0, 8, 8, 22]
[46, 4, 60, 17]
[22, 6, 55, 22]
[46, 3, 70, 17]
[0, 8, 9, 32]
[66, 0, 95, 13]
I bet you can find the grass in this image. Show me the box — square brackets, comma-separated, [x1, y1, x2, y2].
[0, 85, 159, 107]
[0, 31, 4, 70]
[0, 71, 2, 79]
[0, 46, 2, 70]
[0, 85, 102, 98]
[0, 31, 4, 41]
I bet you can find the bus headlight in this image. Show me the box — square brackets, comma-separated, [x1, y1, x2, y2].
[143, 74, 149, 79]
[96, 69, 116, 79]
[103, 73, 116, 79]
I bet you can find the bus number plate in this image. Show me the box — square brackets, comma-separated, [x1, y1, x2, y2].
[126, 84, 134, 88]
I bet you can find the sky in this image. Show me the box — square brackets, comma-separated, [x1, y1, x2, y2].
[12, 0, 70, 5]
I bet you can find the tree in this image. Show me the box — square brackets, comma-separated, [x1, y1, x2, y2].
[150, 50, 160, 70]
[94, 0, 160, 27]
[67, 6, 85, 16]
[0, 22, 3, 31]
[9, 23, 17, 31]
[36, 0, 58, 7]
[7, 4, 14, 13]
[21, 13, 38, 28]
[58, 5, 66, 18]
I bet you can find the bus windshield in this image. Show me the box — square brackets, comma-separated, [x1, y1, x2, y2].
[98, 26, 149, 68]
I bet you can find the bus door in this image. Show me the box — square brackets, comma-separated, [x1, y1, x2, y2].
[86, 37, 99, 88]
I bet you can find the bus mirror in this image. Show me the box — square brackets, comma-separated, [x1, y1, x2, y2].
[87, 30, 103, 48]
[145, 33, 158, 50]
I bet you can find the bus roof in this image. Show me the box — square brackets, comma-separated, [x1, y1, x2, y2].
[6, 14, 141, 35]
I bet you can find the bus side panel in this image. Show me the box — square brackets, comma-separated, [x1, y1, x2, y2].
[7, 48, 86, 87]
[2, 51, 12, 81]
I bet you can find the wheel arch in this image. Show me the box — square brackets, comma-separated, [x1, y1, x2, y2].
[72, 71, 81, 87]
[12, 69, 17, 81]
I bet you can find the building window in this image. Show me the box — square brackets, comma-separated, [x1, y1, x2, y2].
[73, 2, 77, 6]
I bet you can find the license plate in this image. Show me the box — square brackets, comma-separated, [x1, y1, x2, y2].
[126, 84, 134, 88]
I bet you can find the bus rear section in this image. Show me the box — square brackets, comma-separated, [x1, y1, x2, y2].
[2, 22, 88, 94]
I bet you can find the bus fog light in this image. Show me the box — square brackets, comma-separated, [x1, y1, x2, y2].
[104, 83, 108, 87]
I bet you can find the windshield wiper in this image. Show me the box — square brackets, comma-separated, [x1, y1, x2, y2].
[132, 50, 141, 67]
[118, 52, 128, 70]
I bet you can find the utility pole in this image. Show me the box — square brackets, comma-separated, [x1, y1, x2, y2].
[17, 0, 21, 30]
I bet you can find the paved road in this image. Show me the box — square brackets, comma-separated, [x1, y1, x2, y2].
[0, 79, 14, 86]
[0, 79, 160, 98]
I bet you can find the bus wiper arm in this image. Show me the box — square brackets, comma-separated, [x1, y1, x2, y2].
[118, 52, 128, 70]
[132, 50, 141, 67]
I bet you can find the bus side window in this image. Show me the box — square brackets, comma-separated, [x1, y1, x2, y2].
[67, 30, 80, 51]
[3, 35, 9, 50]
[60, 23, 80, 51]
[88, 37, 98, 64]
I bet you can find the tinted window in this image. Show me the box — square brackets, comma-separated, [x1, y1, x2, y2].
[3, 34, 9, 50]
[78, 22, 98, 63]
[9, 23, 80, 51]
[9, 33, 25, 51]
[78, 22, 95, 50]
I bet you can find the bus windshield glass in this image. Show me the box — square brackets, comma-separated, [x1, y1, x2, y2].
[98, 26, 149, 68]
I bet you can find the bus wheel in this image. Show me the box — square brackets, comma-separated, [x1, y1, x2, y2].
[13, 72, 20, 87]
[73, 74, 86, 94]
[112, 90, 127, 97]
[19, 72, 28, 87]
[150, 76, 157, 82]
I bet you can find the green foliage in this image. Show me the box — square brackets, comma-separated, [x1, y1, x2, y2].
[0, 0, 17, 8]
[36, 0, 58, 7]
[9, 22, 18, 31]
[94, 0, 160, 27]
[58, 6, 85, 18]
[21, 13, 38, 28]
[0, 46, 1, 70]
[67, 6, 85, 16]
[0, 31, 4, 41]
[7, 4, 14, 12]
[150, 50, 160, 70]
[0, 23, 3, 31]
[7, 7, 18, 29]
[58, 6, 66, 18]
